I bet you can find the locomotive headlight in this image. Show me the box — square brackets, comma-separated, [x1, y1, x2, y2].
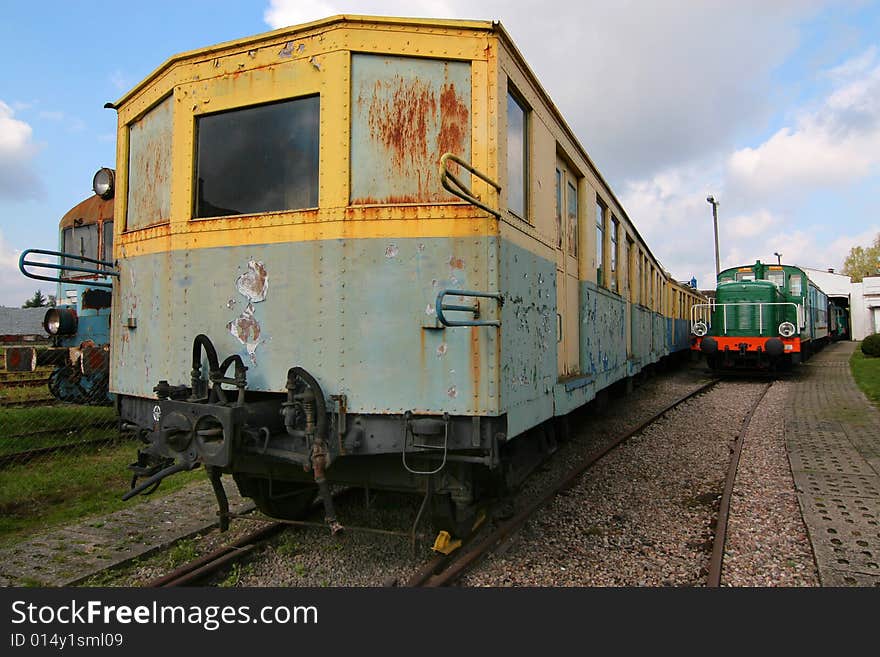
[692, 321, 708, 337]
[92, 167, 115, 199]
[43, 308, 78, 336]
[779, 321, 796, 338]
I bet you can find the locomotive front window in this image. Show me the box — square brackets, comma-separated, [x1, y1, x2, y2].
[790, 275, 802, 296]
[195, 96, 319, 218]
[767, 270, 784, 287]
[62, 223, 99, 268]
[103, 221, 114, 262]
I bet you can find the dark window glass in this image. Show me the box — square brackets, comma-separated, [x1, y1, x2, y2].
[195, 96, 319, 218]
[62, 223, 99, 268]
[507, 91, 527, 219]
[102, 221, 114, 262]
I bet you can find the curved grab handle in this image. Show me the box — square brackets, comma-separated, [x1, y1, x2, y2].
[435, 289, 503, 328]
[439, 152, 502, 218]
[19, 248, 119, 289]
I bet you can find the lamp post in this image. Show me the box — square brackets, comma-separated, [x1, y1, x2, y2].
[774, 252, 782, 265]
[706, 195, 720, 277]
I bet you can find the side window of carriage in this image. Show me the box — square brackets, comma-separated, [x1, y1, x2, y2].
[507, 85, 529, 222]
[194, 96, 320, 218]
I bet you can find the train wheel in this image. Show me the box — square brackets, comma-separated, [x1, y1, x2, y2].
[233, 475, 317, 520]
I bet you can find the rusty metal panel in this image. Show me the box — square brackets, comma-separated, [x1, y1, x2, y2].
[127, 95, 173, 230]
[351, 54, 471, 204]
[5, 347, 36, 372]
[499, 239, 556, 436]
[580, 282, 627, 387]
[110, 236, 496, 416]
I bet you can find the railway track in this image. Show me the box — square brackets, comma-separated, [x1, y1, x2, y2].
[0, 397, 56, 408]
[132, 376, 754, 589]
[403, 378, 722, 587]
[706, 380, 773, 587]
[143, 488, 397, 587]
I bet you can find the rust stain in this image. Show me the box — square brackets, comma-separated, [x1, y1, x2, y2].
[350, 195, 422, 205]
[228, 303, 262, 365]
[438, 82, 469, 161]
[367, 75, 437, 172]
[470, 326, 481, 407]
[236, 259, 268, 303]
[448, 255, 465, 270]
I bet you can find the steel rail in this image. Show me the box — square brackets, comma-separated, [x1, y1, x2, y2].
[706, 381, 773, 587]
[146, 522, 283, 587]
[0, 434, 130, 470]
[146, 488, 364, 587]
[414, 378, 721, 587]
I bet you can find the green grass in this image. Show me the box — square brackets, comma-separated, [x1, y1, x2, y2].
[0, 405, 117, 455]
[850, 346, 880, 406]
[0, 442, 206, 547]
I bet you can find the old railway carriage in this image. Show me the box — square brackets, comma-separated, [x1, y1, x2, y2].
[112, 16, 702, 532]
[692, 260, 829, 370]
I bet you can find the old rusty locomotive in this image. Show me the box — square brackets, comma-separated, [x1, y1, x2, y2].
[10, 171, 117, 404]
[112, 16, 704, 533]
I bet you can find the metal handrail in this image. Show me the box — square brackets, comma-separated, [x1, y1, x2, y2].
[439, 152, 501, 218]
[691, 301, 802, 335]
[435, 289, 503, 328]
[19, 248, 119, 289]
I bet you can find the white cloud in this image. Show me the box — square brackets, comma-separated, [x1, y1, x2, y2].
[0, 230, 55, 308]
[0, 100, 43, 199]
[264, 0, 831, 184]
[727, 47, 880, 201]
[259, 2, 872, 287]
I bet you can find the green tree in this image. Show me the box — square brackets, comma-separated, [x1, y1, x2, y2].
[22, 289, 49, 308]
[842, 233, 880, 282]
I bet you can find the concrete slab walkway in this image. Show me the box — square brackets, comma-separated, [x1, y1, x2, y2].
[785, 341, 880, 586]
[0, 476, 250, 587]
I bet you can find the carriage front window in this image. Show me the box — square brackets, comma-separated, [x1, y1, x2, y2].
[195, 95, 319, 218]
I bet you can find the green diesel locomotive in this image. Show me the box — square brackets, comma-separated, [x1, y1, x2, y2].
[691, 260, 829, 370]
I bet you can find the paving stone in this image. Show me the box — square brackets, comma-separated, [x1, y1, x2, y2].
[785, 341, 880, 587]
[0, 476, 251, 587]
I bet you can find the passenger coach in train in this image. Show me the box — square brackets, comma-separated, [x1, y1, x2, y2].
[109, 16, 703, 533]
[691, 260, 829, 371]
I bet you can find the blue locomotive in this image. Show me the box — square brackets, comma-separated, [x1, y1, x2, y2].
[11, 169, 118, 404]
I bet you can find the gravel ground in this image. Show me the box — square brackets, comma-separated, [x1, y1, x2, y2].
[722, 380, 819, 586]
[82, 358, 820, 587]
[459, 375, 814, 586]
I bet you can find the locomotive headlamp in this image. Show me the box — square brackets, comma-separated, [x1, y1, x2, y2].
[43, 308, 78, 336]
[92, 167, 115, 199]
[692, 321, 708, 337]
[779, 321, 796, 338]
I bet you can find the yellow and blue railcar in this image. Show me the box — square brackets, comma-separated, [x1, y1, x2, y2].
[109, 16, 703, 531]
